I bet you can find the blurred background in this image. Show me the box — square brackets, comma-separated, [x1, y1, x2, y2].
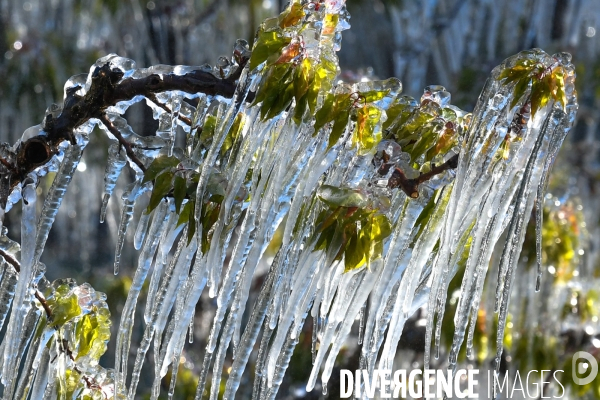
[1, 0, 600, 398]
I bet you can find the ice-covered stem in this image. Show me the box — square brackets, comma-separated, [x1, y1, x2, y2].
[387, 154, 459, 198]
[3, 53, 249, 204]
[99, 114, 147, 172]
[0, 249, 52, 319]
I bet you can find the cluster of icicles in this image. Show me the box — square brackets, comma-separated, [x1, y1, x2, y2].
[0, 28, 579, 400]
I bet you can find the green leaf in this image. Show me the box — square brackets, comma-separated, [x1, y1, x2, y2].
[315, 218, 338, 252]
[360, 213, 392, 269]
[329, 109, 350, 148]
[255, 64, 295, 119]
[314, 93, 336, 133]
[293, 59, 313, 111]
[510, 75, 531, 109]
[187, 202, 196, 246]
[407, 121, 443, 162]
[177, 201, 193, 227]
[173, 175, 187, 214]
[307, 56, 337, 115]
[317, 185, 368, 208]
[382, 98, 416, 131]
[146, 171, 174, 213]
[496, 60, 536, 83]
[197, 114, 217, 148]
[353, 105, 382, 154]
[249, 30, 291, 71]
[142, 155, 180, 184]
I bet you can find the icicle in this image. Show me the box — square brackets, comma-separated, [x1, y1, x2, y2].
[28, 348, 50, 400]
[114, 181, 147, 275]
[263, 311, 309, 400]
[535, 186, 544, 292]
[133, 209, 152, 250]
[188, 314, 194, 344]
[160, 251, 209, 379]
[100, 143, 127, 223]
[492, 113, 558, 381]
[34, 142, 85, 265]
[144, 205, 181, 324]
[2, 183, 37, 385]
[128, 229, 187, 397]
[195, 67, 251, 252]
[266, 250, 324, 386]
[358, 303, 366, 345]
[3, 306, 41, 399]
[209, 306, 237, 400]
[129, 233, 196, 399]
[249, 323, 274, 400]
[115, 199, 169, 391]
[13, 314, 47, 400]
[0, 262, 17, 332]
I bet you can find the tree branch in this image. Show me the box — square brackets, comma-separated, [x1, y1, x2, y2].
[3, 55, 248, 205]
[388, 154, 459, 198]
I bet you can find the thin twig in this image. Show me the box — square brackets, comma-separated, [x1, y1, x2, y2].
[146, 93, 193, 126]
[0, 249, 53, 319]
[99, 114, 147, 173]
[388, 154, 459, 198]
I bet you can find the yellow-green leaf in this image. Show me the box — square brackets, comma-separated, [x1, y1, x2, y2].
[249, 30, 291, 71]
[278, 2, 305, 28]
[530, 74, 552, 116]
[47, 285, 81, 327]
[353, 105, 382, 154]
[345, 227, 366, 272]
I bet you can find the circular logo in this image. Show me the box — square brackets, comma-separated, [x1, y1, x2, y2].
[572, 351, 598, 386]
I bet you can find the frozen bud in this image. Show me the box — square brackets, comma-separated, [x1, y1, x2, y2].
[421, 85, 451, 107]
[325, 0, 346, 13]
[234, 39, 251, 62]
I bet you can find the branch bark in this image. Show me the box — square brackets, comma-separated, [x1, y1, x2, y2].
[387, 154, 459, 198]
[2, 55, 248, 205]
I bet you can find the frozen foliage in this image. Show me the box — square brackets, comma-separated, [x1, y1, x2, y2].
[0, 0, 580, 399]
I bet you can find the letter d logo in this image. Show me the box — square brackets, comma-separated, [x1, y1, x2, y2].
[572, 351, 598, 385]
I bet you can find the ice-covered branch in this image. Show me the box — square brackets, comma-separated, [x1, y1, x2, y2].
[2, 53, 249, 206]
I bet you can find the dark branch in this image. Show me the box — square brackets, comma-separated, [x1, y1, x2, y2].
[0, 249, 53, 319]
[99, 115, 147, 173]
[5, 55, 248, 200]
[388, 154, 459, 198]
[146, 93, 193, 126]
